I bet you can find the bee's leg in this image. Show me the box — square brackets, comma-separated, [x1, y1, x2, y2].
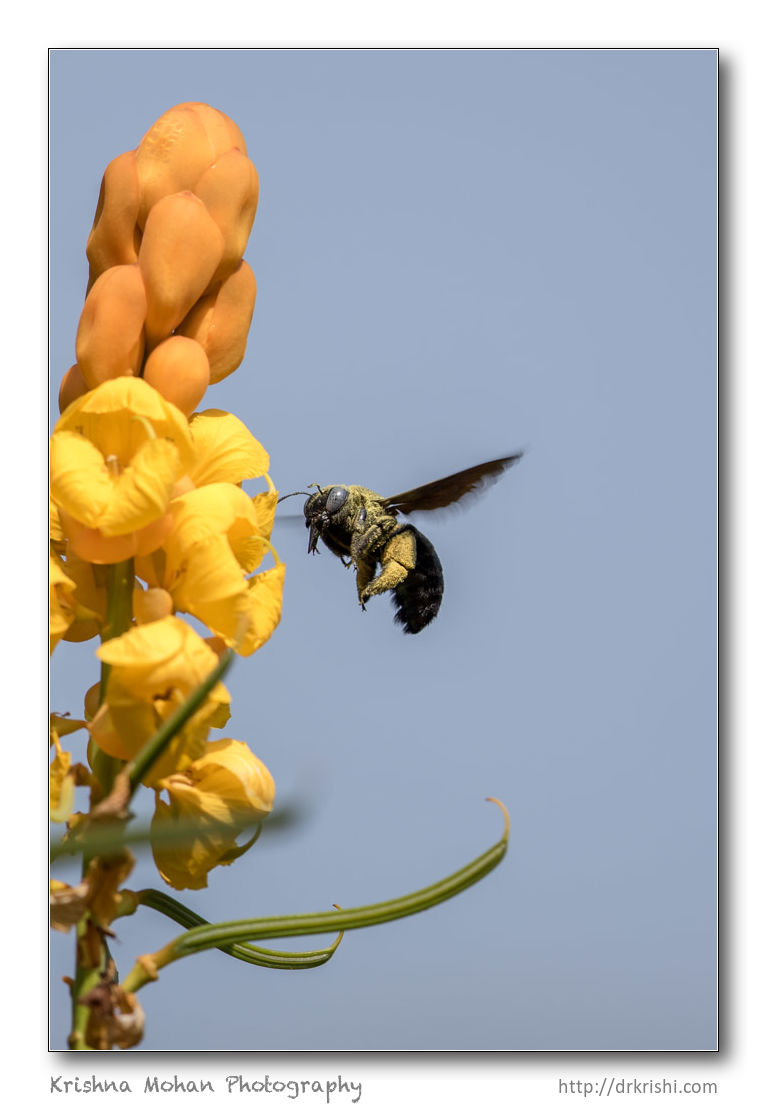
[359, 531, 416, 603]
[350, 523, 384, 563]
[355, 558, 377, 609]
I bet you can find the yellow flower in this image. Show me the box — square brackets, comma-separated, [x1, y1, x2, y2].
[53, 375, 194, 466]
[90, 616, 230, 783]
[136, 483, 283, 656]
[50, 378, 194, 564]
[151, 738, 274, 890]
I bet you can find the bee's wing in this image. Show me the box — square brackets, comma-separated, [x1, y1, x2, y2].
[382, 453, 522, 516]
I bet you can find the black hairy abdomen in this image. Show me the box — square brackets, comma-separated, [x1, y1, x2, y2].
[391, 526, 444, 634]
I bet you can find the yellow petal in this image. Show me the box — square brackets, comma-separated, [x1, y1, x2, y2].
[150, 796, 225, 890]
[99, 437, 180, 535]
[164, 484, 275, 593]
[187, 410, 269, 486]
[187, 738, 275, 816]
[172, 534, 245, 609]
[96, 613, 201, 672]
[165, 483, 258, 558]
[190, 562, 285, 656]
[50, 431, 113, 529]
[97, 617, 230, 719]
[229, 492, 278, 573]
[237, 564, 285, 655]
[250, 490, 278, 550]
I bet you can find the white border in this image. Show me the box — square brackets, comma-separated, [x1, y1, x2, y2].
[12, 2, 760, 1106]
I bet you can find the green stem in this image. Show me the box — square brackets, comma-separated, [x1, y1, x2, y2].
[121, 800, 509, 993]
[70, 558, 134, 1050]
[137, 889, 343, 969]
[94, 558, 135, 794]
[67, 955, 108, 1050]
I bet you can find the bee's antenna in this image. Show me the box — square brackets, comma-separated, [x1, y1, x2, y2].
[277, 490, 310, 504]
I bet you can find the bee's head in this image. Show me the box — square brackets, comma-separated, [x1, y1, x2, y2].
[302, 485, 359, 554]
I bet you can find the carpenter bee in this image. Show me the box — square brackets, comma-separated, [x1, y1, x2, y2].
[293, 453, 522, 634]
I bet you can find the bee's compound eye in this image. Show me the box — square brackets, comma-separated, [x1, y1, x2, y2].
[325, 486, 349, 514]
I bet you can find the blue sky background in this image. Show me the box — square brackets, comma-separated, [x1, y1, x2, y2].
[49, 48, 717, 1051]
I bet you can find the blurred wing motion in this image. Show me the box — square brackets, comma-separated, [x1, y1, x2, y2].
[382, 453, 523, 516]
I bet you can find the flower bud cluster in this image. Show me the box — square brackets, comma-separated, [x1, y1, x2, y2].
[50, 105, 282, 903]
[60, 102, 260, 418]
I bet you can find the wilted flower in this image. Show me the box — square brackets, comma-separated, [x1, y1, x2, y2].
[50, 878, 91, 933]
[82, 971, 145, 1050]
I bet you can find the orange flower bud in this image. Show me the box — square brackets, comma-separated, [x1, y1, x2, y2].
[75, 264, 147, 388]
[177, 261, 256, 383]
[188, 101, 249, 158]
[86, 150, 142, 289]
[58, 364, 89, 413]
[133, 586, 174, 624]
[84, 682, 101, 721]
[135, 102, 247, 228]
[193, 149, 259, 285]
[138, 192, 225, 348]
[143, 335, 210, 416]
